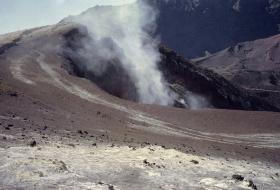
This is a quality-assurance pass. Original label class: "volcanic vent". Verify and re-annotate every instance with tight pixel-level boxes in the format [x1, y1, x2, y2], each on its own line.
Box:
[59, 3, 279, 111]
[61, 3, 175, 107]
[63, 27, 139, 102]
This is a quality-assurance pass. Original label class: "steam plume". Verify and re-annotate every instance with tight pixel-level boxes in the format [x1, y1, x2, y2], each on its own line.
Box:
[72, 1, 175, 105]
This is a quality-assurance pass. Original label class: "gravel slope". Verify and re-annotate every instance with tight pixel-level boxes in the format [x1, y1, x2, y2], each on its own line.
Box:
[0, 23, 280, 189]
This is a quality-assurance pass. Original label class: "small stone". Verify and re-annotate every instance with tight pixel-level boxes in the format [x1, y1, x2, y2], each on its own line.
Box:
[59, 161, 68, 171]
[248, 180, 257, 190]
[143, 159, 148, 165]
[190, 160, 199, 164]
[38, 171, 44, 177]
[8, 91, 18, 97]
[68, 144, 75, 147]
[30, 140, 37, 147]
[108, 185, 115, 190]
[232, 174, 244, 181]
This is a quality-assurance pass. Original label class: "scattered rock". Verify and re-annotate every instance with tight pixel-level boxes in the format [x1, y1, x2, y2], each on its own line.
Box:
[2, 136, 7, 140]
[190, 160, 199, 165]
[4, 127, 10, 130]
[8, 91, 18, 97]
[59, 161, 68, 172]
[34, 171, 44, 177]
[38, 171, 44, 177]
[29, 140, 37, 147]
[248, 180, 257, 190]
[68, 144, 75, 147]
[143, 159, 162, 168]
[108, 185, 115, 190]
[143, 159, 149, 165]
[77, 130, 83, 134]
[232, 174, 244, 181]
[52, 160, 68, 172]
[92, 143, 97, 146]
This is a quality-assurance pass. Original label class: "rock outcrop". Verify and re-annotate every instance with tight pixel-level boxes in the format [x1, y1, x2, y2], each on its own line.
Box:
[159, 46, 280, 111]
[61, 24, 279, 111]
[196, 34, 280, 110]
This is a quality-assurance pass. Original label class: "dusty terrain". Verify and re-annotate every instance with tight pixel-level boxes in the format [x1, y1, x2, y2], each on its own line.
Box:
[196, 34, 280, 109]
[0, 23, 280, 189]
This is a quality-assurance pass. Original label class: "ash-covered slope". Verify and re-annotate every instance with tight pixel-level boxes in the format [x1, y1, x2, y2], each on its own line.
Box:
[62, 24, 279, 112]
[150, 0, 280, 58]
[196, 34, 280, 110]
[0, 6, 280, 190]
[0, 3, 279, 113]
[59, 2, 280, 111]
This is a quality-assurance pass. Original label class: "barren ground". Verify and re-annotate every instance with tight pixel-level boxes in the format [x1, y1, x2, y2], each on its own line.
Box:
[0, 24, 280, 190]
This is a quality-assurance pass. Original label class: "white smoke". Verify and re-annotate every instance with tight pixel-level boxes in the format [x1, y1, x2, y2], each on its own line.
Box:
[73, 1, 175, 105]
[184, 92, 212, 110]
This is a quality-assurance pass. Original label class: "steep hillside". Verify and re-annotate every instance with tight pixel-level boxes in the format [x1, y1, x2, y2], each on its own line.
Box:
[0, 4, 280, 189]
[196, 34, 280, 110]
[0, 20, 279, 190]
[151, 0, 280, 58]
[61, 24, 279, 111]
